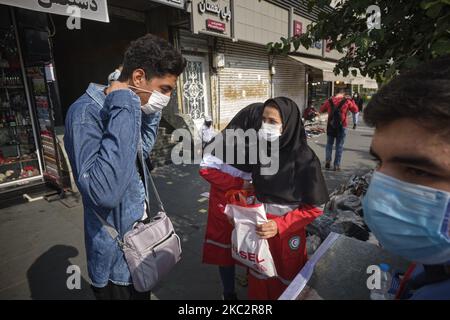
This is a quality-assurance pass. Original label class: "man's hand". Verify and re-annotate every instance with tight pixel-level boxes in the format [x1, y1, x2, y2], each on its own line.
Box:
[105, 81, 129, 95]
[256, 220, 278, 239]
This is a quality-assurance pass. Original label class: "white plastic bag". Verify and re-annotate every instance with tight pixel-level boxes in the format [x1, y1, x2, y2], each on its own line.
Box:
[224, 192, 277, 277]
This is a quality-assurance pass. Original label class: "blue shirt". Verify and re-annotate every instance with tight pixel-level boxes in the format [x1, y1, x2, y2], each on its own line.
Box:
[64, 83, 161, 287]
[399, 264, 450, 300]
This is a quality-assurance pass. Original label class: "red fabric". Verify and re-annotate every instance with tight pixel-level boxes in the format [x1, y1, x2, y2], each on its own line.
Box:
[395, 263, 417, 300]
[320, 96, 359, 128]
[248, 273, 287, 300]
[199, 168, 245, 266]
[248, 205, 323, 299]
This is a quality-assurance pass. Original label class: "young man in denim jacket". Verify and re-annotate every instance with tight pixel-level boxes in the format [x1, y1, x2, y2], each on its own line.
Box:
[64, 34, 186, 300]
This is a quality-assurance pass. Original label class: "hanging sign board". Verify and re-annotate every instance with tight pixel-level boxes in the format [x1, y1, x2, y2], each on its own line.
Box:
[0, 0, 110, 23]
[151, 0, 185, 9]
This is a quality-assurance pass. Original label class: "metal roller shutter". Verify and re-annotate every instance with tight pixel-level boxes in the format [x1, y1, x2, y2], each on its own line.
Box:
[178, 28, 209, 53]
[217, 40, 271, 127]
[273, 56, 306, 111]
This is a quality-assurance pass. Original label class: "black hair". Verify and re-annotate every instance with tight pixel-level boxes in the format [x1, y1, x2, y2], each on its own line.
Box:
[364, 55, 450, 134]
[118, 34, 186, 81]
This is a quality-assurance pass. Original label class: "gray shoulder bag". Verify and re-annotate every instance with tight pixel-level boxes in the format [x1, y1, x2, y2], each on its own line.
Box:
[94, 147, 182, 292]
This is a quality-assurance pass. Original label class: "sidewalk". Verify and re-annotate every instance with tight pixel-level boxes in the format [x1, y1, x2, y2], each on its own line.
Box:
[0, 119, 376, 300]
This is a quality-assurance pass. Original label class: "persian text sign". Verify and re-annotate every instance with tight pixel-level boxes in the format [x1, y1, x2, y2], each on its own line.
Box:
[192, 0, 232, 38]
[207, 19, 225, 32]
[0, 0, 109, 23]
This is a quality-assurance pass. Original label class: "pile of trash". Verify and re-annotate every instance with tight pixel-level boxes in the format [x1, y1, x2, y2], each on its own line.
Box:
[305, 126, 326, 139]
[306, 171, 376, 255]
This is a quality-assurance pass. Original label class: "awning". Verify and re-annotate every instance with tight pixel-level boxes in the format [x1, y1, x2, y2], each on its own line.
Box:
[347, 69, 379, 89]
[289, 55, 352, 82]
[289, 55, 341, 82]
[363, 78, 379, 89]
[289, 55, 378, 89]
[0, 0, 110, 23]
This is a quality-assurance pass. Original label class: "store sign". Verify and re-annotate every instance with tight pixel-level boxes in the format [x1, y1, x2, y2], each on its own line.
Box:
[151, 0, 185, 9]
[207, 19, 225, 32]
[293, 20, 303, 36]
[192, 0, 232, 38]
[0, 0, 110, 23]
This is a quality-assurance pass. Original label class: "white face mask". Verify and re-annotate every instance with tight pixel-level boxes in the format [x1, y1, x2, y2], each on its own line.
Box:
[129, 86, 171, 114]
[258, 122, 282, 142]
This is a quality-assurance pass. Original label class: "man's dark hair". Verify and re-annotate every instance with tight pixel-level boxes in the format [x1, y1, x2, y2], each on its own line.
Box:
[337, 89, 346, 95]
[119, 34, 186, 81]
[364, 55, 450, 134]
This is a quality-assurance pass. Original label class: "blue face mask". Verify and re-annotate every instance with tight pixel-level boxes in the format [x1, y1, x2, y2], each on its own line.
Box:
[363, 172, 450, 265]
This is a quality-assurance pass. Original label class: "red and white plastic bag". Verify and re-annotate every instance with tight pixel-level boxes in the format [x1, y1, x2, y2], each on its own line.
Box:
[224, 190, 277, 277]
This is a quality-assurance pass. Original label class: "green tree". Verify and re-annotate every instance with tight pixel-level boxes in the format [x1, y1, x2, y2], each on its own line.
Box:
[267, 0, 450, 82]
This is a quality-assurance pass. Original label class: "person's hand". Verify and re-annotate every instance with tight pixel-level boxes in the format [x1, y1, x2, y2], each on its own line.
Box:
[106, 81, 129, 95]
[227, 216, 235, 227]
[242, 180, 254, 191]
[256, 220, 278, 239]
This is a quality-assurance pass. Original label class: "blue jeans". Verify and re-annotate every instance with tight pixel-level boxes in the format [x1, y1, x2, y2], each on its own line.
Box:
[352, 112, 360, 126]
[326, 128, 347, 167]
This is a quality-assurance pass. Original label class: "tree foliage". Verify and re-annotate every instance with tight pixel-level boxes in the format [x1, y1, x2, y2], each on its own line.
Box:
[267, 0, 450, 82]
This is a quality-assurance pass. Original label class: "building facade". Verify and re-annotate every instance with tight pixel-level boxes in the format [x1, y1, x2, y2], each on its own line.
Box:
[0, 0, 377, 197]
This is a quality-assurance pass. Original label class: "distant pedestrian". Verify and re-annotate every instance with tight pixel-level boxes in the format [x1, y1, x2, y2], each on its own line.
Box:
[320, 89, 359, 171]
[352, 92, 364, 129]
[199, 116, 216, 150]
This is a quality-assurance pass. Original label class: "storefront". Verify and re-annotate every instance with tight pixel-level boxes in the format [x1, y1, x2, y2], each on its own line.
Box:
[0, 1, 110, 198]
[177, 28, 213, 132]
[216, 39, 271, 129]
[0, 5, 66, 194]
[308, 80, 332, 108]
[272, 56, 306, 111]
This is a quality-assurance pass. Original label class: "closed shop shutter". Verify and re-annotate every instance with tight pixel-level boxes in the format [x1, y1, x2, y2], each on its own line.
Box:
[179, 28, 209, 53]
[217, 40, 270, 127]
[273, 56, 306, 111]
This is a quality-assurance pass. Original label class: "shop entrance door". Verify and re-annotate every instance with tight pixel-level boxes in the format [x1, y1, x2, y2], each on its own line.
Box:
[182, 55, 210, 133]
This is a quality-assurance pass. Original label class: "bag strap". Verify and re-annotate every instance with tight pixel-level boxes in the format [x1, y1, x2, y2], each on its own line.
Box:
[93, 209, 121, 241]
[225, 189, 256, 206]
[137, 145, 166, 214]
[337, 98, 347, 109]
[137, 145, 151, 217]
[93, 142, 166, 243]
[328, 98, 335, 110]
[146, 166, 166, 213]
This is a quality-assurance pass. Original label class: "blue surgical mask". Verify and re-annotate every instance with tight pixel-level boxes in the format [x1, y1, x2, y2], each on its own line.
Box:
[363, 172, 450, 265]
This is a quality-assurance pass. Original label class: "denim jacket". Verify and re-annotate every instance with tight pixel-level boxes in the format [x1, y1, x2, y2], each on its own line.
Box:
[64, 83, 161, 287]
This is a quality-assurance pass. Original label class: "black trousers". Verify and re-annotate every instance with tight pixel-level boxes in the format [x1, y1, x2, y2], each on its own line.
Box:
[91, 281, 151, 300]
